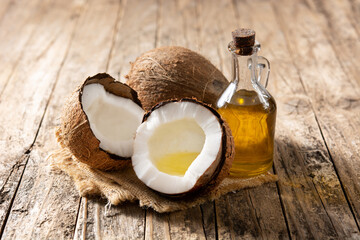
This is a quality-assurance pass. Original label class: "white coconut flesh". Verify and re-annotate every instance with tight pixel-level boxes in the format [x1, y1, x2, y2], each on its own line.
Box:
[81, 83, 144, 157]
[132, 101, 223, 195]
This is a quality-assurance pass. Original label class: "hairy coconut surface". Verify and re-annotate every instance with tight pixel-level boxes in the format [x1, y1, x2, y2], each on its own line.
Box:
[133, 98, 234, 196]
[56, 73, 142, 171]
[126, 46, 229, 111]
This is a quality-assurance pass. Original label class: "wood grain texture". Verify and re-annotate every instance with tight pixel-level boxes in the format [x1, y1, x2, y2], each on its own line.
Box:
[271, 0, 360, 236]
[0, 0, 359, 239]
[0, 0, 42, 94]
[0, 0, 85, 237]
[309, 0, 360, 89]
[74, 199, 145, 240]
[107, 0, 158, 81]
[1, 0, 122, 238]
[145, 208, 207, 240]
[306, 0, 360, 224]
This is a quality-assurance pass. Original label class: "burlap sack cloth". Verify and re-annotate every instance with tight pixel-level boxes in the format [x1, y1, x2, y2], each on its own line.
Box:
[50, 148, 277, 213]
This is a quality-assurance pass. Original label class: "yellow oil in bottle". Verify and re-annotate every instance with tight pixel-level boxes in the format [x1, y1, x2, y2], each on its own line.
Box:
[218, 90, 276, 178]
[154, 152, 200, 176]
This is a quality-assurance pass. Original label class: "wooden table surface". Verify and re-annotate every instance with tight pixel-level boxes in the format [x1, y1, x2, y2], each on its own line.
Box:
[0, 0, 359, 239]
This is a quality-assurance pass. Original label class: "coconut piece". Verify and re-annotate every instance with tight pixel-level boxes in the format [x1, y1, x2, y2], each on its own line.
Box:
[132, 99, 234, 195]
[56, 73, 144, 171]
[126, 46, 230, 111]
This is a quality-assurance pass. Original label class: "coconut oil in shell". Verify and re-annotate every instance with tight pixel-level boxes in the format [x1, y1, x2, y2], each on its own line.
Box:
[154, 152, 200, 176]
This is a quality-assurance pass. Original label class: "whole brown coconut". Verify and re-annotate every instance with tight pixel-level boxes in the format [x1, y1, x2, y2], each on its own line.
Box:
[126, 46, 229, 111]
[56, 73, 142, 171]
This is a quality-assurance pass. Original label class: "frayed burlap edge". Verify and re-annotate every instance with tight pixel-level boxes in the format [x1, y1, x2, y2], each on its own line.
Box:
[49, 148, 278, 213]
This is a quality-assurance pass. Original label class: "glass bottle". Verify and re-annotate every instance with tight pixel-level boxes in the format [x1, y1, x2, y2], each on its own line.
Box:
[217, 29, 276, 178]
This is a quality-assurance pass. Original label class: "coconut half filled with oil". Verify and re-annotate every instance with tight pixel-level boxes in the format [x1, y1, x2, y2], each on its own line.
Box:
[132, 99, 234, 195]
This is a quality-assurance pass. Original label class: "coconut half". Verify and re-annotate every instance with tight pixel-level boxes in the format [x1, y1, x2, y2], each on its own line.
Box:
[56, 73, 144, 171]
[132, 99, 234, 195]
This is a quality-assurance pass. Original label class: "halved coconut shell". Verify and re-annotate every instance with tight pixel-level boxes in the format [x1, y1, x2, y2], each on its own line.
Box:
[132, 98, 234, 196]
[56, 73, 143, 171]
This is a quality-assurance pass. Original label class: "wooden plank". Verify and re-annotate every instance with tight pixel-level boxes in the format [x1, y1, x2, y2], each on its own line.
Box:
[196, 0, 235, 80]
[195, 0, 223, 75]
[323, 0, 360, 39]
[0, 0, 85, 237]
[216, 181, 289, 239]
[216, 191, 262, 239]
[106, 0, 158, 82]
[307, 0, 360, 88]
[196, 0, 290, 238]
[0, 0, 43, 94]
[168, 208, 206, 240]
[0, 99, 82, 239]
[272, 0, 360, 233]
[156, 0, 187, 47]
[0, 0, 124, 238]
[145, 210, 171, 239]
[199, 202, 217, 240]
[304, 0, 360, 226]
[146, 208, 207, 240]
[215, 177, 288, 239]
[236, 0, 360, 238]
[74, 199, 145, 240]
[176, 0, 200, 51]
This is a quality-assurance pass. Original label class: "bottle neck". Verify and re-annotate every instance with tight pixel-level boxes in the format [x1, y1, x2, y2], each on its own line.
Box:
[216, 40, 272, 109]
[228, 41, 273, 109]
[231, 52, 258, 91]
[215, 41, 264, 109]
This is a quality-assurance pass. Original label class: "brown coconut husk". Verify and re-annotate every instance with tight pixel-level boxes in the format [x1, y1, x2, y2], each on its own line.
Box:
[126, 46, 230, 111]
[141, 98, 234, 197]
[56, 73, 142, 171]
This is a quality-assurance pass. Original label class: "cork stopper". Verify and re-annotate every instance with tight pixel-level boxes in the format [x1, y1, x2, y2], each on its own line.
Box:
[232, 28, 255, 48]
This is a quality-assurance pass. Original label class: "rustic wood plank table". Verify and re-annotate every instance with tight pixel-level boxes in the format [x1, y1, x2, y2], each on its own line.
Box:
[0, 0, 359, 239]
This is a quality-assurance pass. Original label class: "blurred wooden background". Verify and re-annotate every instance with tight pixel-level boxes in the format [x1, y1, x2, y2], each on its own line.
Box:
[0, 0, 359, 239]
